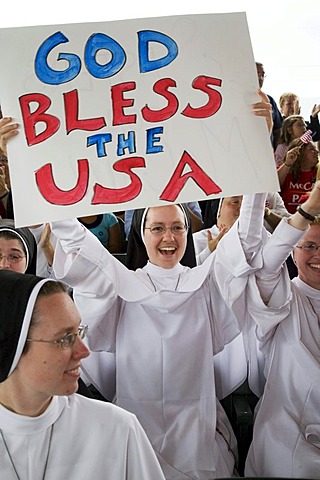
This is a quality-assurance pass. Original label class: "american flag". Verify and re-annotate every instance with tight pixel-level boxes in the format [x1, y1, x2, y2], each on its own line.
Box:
[300, 129, 313, 144]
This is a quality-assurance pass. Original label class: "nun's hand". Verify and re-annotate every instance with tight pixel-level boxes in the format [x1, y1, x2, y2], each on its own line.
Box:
[207, 225, 229, 253]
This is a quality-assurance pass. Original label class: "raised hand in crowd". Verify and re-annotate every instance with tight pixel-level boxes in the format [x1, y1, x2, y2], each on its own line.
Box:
[0, 117, 18, 157]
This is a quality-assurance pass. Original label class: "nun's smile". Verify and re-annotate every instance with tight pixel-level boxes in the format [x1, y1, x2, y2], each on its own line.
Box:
[158, 245, 177, 255]
[144, 205, 187, 269]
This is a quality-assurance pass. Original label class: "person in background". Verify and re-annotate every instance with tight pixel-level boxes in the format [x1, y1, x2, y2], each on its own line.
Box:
[78, 213, 122, 253]
[278, 139, 319, 213]
[0, 270, 166, 480]
[279, 91, 320, 141]
[193, 196, 242, 264]
[274, 114, 311, 166]
[194, 193, 289, 265]
[279, 91, 300, 118]
[256, 62, 283, 149]
[263, 191, 290, 233]
[0, 222, 37, 274]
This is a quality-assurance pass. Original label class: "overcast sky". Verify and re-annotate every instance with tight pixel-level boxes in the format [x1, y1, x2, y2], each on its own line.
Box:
[1, 0, 319, 117]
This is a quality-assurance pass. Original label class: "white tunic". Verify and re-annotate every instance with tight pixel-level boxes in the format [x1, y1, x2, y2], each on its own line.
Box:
[193, 225, 248, 400]
[241, 218, 320, 478]
[226, 193, 320, 477]
[0, 394, 166, 480]
[51, 219, 250, 479]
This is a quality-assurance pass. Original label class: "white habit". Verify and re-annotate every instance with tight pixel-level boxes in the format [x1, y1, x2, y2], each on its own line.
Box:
[0, 393, 166, 479]
[51, 218, 252, 479]
[224, 193, 320, 478]
[243, 217, 320, 478]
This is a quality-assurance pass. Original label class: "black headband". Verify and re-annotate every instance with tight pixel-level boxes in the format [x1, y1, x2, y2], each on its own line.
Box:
[0, 270, 49, 382]
[0, 225, 37, 274]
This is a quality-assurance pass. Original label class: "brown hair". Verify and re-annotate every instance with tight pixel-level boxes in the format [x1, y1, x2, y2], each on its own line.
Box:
[277, 115, 305, 146]
[286, 139, 317, 182]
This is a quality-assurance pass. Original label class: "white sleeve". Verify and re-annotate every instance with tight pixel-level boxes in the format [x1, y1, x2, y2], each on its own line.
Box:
[260, 218, 305, 277]
[237, 192, 268, 262]
[267, 191, 290, 217]
[51, 219, 120, 352]
[51, 218, 87, 253]
[213, 193, 268, 302]
[256, 218, 307, 303]
[196, 246, 211, 265]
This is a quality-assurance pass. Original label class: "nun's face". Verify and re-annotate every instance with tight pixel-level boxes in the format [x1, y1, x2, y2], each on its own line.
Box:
[143, 205, 187, 269]
[14, 292, 90, 412]
[217, 196, 242, 228]
[293, 224, 320, 290]
[0, 238, 27, 273]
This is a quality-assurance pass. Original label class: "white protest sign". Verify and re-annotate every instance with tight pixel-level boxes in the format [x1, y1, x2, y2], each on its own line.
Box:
[0, 13, 279, 227]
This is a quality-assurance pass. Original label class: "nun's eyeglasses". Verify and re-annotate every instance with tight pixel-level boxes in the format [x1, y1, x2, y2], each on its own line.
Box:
[145, 224, 188, 235]
[0, 252, 26, 263]
[296, 242, 320, 252]
[26, 324, 88, 349]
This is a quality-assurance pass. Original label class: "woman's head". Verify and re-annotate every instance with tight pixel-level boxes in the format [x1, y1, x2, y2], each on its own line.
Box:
[293, 223, 320, 290]
[279, 92, 300, 117]
[143, 205, 188, 269]
[0, 271, 90, 412]
[287, 139, 319, 181]
[0, 226, 37, 274]
[126, 204, 196, 270]
[278, 115, 307, 145]
[217, 196, 242, 228]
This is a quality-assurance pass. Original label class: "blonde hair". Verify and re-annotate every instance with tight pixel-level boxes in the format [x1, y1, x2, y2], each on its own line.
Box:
[279, 92, 299, 109]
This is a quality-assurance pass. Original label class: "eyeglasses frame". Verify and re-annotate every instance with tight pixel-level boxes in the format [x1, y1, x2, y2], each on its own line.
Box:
[296, 242, 320, 252]
[144, 224, 188, 235]
[26, 324, 89, 349]
[0, 252, 26, 264]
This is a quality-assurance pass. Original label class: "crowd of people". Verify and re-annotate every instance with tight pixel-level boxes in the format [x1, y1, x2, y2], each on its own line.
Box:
[0, 66, 320, 480]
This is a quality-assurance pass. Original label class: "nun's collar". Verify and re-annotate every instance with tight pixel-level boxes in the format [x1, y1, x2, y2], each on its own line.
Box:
[144, 261, 186, 277]
[292, 276, 320, 300]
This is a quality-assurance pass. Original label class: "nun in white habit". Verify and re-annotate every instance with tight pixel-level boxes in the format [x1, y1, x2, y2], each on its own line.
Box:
[217, 180, 320, 478]
[0, 270, 166, 480]
[51, 198, 260, 480]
